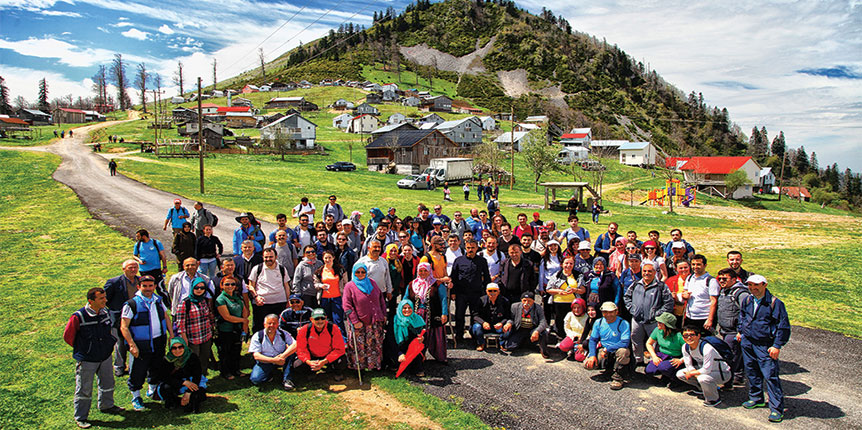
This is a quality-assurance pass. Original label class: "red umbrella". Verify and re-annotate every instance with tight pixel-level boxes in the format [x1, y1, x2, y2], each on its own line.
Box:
[396, 329, 427, 378]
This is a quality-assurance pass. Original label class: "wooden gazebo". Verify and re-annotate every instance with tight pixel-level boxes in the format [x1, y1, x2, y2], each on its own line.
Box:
[539, 182, 601, 211]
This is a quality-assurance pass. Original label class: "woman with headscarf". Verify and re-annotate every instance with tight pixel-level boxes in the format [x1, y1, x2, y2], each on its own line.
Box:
[151, 337, 207, 413]
[394, 299, 427, 376]
[406, 262, 448, 363]
[343, 262, 387, 371]
[580, 257, 621, 307]
[557, 298, 589, 360]
[575, 302, 601, 362]
[214, 276, 248, 380]
[349, 211, 365, 241]
[608, 236, 628, 276]
[367, 207, 385, 237]
[314, 250, 346, 335]
[175, 277, 215, 376]
[385, 244, 404, 319]
[171, 222, 197, 271]
[546, 256, 586, 339]
[641, 240, 668, 281]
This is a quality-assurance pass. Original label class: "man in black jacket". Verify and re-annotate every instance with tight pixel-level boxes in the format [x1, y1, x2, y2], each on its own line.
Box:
[450, 239, 491, 345]
[471, 283, 512, 351]
[499, 244, 536, 305]
[501, 292, 549, 358]
[103, 260, 140, 376]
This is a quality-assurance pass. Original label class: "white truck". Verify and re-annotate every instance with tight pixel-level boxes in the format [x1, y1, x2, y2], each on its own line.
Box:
[421, 158, 474, 184]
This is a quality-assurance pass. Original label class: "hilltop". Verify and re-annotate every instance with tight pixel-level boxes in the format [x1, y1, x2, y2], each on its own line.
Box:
[216, 0, 747, 158]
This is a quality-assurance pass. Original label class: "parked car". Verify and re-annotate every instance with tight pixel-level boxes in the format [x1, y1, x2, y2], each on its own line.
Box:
[326, 161, 356, 171]
[580, 159, 606, 171]
[397, 175, 432, 190]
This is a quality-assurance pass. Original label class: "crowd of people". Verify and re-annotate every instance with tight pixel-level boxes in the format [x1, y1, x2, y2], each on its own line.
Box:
[65, 195, 792, 427]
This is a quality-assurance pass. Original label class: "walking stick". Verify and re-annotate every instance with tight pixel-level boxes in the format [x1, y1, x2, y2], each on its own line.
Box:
[344, 309, 363, 386]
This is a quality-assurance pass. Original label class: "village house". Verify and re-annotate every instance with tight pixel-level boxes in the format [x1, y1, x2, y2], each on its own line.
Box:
[178, 122, 230, 149]
[618, 141, 659, 167]
[365, 128, 457, 173]
[387, 112, 407, 125]
[170, 96, 186, 104]
[263, 96, 317, 111]
[417, 113, 445, 127]
[382, 83, 399, 92]
[492, 112, 513, 121]
[421, 95, 452, 112]
[217, 106, 252, 115]
[435, 116, 483, 148]
[241, 84, 260, 94]
[260, 112, 318, 148]
[231, 97, 254, 108]
[353, 102, 380, 116]
[0, 116, 31, 134]
[524, 115, 549, 125]
[331, 99, 355, 110]
[478, 116, 497, 131]
[589, 140, 628, 156]
[259, 85, 272, 92]
[298, 80, 313, 89]
[223, 112, 258, 128]
[332, 113, 352, 129]
[371, 122, 416, 139]
[382, 89, 398, 102]
[758, 167, 776, 191]
[211, 90, 225, 98]
[17, 109, 51, 125]
[347, 114, 381, 134]
[777, 186, 811, 201]
[364, 83, 383, 92]
[560, 128, 591, 147]
[81, 110, 106, 122]
[53, 107, 87, 124]
[494, 130, 533, 151]
[365, 93, 384, 104]
[402, 96, 422, 107]
[679, 156, 761, 199]
[200, 103, 221, 115]
[514, 123, 540, 133]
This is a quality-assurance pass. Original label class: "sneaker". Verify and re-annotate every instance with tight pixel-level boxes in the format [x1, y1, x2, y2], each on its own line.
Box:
[114, 368, 125, 377]
[100, 405, 125, 414]
[76, 420, 92, 429]
[283, 380, 295, 391]
[476, 345, 484, 351]
[743, 400, 766, 409]
[131, 397, 145, 411]
[768, 411, 784, 423]
[703, 399, 722, 407]
[688, 389, 703, 396]
[146, 385, 156, 397]
[609, 380, 624, 390]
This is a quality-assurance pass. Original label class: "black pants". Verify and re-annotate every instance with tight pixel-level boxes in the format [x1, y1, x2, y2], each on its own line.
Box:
[501, 328, 549, 355]
[292, 355, 347, 381]
[301, 294, 318, 309]
[454, 294, 482, 343]
[252, 302, 287, 334]
[127, 335, 166, 392]
[154, 381, 206, 413]
[553, 302, 572, 338]
[217, 330, 243, 376]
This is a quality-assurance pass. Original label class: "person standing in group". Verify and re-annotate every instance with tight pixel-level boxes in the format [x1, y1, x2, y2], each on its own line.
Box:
[174, 277, 215, 376]
[323, 195, 345, 223]
[343, 263, 387, 371]
[272, 230, 298, 280]
[356, 240, 394, 308]
[738, 275, 791, 423]
[292, 197, 316, 224]
[315, 250, 347, 335]
[64, 287, 124, 428]
[450, 239, 491, 346]
[163, 199, 190, 237]
[189, 202, 215, 238]
[463, 183, 470, 200]
[103, 260, 139, 377]
[407, 262, 448, 362]
[293, 245, 324, 308]
[133, 229, 167, 287]
[214, 276, 248, 380]
[624, 263, 674, 365]
[171, 222, 196, 272]
[120, 275, 173, 411]
[682, 254, 719, 332]
[195, 225, 223, 280]
[715, 268, 750, 387]
[166, 258, 214, 316]
[249, 248, 291, 333]
[233, 213, 265, 256]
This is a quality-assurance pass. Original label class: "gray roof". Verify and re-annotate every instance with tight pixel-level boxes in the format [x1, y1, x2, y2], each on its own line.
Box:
[436, 116, 479, 131]
[366, 129, 441, 149]
[372, 122, 416, 135]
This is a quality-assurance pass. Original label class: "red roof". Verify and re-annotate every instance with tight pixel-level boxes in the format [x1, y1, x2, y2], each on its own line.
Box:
[781, 186, 811, 199]
[59, 107, 86, 114]
[679, 157, 754, 174]
[0, 117, 29, 125]
[561, 133, 589, 139]
[216, 106, 250, 113]
[665, 157, 690, 169]
[200, 103, 221, 109]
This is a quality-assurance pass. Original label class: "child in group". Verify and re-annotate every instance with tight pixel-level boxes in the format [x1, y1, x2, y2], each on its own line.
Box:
[573, 302, 601, 362]
[443, 183, 452, 201]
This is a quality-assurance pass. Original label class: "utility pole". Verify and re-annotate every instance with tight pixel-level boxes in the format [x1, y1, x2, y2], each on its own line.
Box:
[197, 77, 205, 194]
[509, 105, 515, 190]
[152, 89, 159, 144]
[777, 150, 786, 201]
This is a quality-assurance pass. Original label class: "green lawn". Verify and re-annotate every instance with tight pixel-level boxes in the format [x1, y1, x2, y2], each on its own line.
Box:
[0, 149, 487, 429]
[361, 64, 459, 98]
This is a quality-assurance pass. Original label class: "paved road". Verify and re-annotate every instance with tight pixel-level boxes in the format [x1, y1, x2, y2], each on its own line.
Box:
[9, 121, 861, 429]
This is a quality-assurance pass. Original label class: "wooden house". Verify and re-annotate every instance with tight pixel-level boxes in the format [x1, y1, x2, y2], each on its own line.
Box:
[263, 97, 317, 111]
[387, 112, 407, 125]
[354, 103, 380, 116]
[332, 113, 352, 129]
[418, 113, 444, 127]
[17, 109, 51, 125]
[223, 112, 258, 128]
[365, 129, 457, 173]
[402, 96, 421, 107]
[366, 93, 383, 104]
[679, 156, 761, 199]
[53, 107, 86, 124]
[478, 116, 496, 131]
[435, 116, 483, 148]
[421, 95, 452, 112]
[260, 113, 318, 148]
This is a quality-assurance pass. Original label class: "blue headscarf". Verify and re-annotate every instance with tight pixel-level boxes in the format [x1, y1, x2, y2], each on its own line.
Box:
[369, 207, 385, 232]
[352, 262, 374, 295]
[393, 299, 425, 344]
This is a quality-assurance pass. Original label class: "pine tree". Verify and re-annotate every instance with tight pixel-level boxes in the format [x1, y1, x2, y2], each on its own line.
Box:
[0, 76, 11, 115]
[748, 126, 767, 162]
[794, 146, 809, 174]
[809, 152, 819, 172]
[38, 78, 49, 111]
[770, 131, 785, 159]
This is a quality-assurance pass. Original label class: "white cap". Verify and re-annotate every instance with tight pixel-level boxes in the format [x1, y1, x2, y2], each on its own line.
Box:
[546, 239, 560, 247]
[578, 241, 592, 250]
[341, 219, 352, 225]
[486, 283, 500, 291]
[671, 241, 686, 249]
[746, 274, 767, 285]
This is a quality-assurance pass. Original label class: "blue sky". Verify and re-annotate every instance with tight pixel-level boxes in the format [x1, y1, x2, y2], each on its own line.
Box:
[1, 0, 860, 171]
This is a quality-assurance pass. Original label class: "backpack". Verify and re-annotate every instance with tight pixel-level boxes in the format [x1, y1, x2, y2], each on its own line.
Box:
[686, 335, 735, 379]
[246, 212, 265, 249]
[207, 209, 219, 227]
[257, 329, 287, 345]
[251, 263, 287, 286]
[134, 238, 162, 257]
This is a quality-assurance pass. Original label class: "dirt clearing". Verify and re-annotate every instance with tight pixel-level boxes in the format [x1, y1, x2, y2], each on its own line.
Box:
[336, 384, 442, 430]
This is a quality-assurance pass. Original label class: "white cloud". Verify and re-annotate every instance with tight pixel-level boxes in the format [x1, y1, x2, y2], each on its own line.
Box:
[1, 65, 96, 102]
[39, 9, 81, 17]
[0, 36, 153, 67]
[158, 24, 174, 34]
[121, 28, 149, 41]
[117, 16, 128, 20]
[113, 21, 134, 27]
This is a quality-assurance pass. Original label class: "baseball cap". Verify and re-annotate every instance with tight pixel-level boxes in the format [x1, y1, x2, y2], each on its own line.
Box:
[520, 291, 534, 300]
[672, 241, 686, 249]
[140, 275, 156, 283]
[289, 294, 302, 301]
[578, 241, 592, 251]
[627, 253, 642, 261]
[746, 274, 767, 285]
[546, 239, 560, 247]
[486, 283, 500, 291]
[173, 198, 181, 204]
[311, 308, 326, 319]
[432, 218, 442, 225]
[341, 219, 352, 225]
[600, 301, 618, 311]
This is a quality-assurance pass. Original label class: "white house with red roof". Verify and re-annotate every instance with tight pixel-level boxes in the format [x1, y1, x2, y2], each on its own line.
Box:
[560, 128, 591, 147]
[347, 114, 381, 134]
[679, 156, 761, 199]
[216, 106, 251, 114]
[200, 103, 221, 115]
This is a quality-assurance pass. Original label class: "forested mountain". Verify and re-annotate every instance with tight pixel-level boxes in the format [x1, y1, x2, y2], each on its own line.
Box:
[231, 0, 751, 156]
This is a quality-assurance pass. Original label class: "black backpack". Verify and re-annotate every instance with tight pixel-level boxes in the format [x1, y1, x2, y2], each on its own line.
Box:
[686, 336, 735, 379]
[207, 209, 219, 227]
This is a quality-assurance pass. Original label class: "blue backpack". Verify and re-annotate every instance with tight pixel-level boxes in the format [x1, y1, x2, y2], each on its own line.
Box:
[686, 335, 735, 378]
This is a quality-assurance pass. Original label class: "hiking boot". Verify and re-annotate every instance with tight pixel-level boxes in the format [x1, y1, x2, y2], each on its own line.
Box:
[703, 399, 722, 407]
[768, 411, 784, 423]
[743, 400, 766, 409]
[131, 397, 145, 411]
[76, 420, 92, 429]
[100, 405, 125, 414]
[609, 379, 624, 390]
[114, 368, 126, 377]
[283, 380, 295, 391]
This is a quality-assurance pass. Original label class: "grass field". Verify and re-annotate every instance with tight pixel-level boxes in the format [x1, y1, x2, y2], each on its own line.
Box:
[0, 149, 488, 430]
[0, 111, 129, 148]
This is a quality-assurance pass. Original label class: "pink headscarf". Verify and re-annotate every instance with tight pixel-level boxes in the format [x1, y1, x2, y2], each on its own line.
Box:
[411, 262, 436, 299]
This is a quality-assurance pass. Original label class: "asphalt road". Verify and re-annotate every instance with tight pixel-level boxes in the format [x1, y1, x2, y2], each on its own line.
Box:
[12, 121, 861, 429]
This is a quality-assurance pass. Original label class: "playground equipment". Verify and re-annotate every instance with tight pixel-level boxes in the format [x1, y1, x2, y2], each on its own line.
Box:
[642, 179, 697, 207]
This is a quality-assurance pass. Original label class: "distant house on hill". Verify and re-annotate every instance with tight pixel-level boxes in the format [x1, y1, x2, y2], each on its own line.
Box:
[524, 115, 549, 125]
[366, 93, 383, 104]
[332, 99, 355, 110]
[231, 97, 254, 107]
[53, 107, 86, 124]
[478, 116, 496, 131]
[242, 84, 260, 94]
[382, 83, 399, 92]
[260, 113, 318, 148]
[561, 128, 591, 147]
[418, 113, 445, 127]
[371, 122, 416, 139]
[422, 95, 452, 112]
[217, 106, 251, 115]
[435, 116, 483, 148]
[347, 114, 381, 134]
[387, 112, 407, 125]
[264, 97, 318, 111]
[365, 128, 456, 173]
[492, 112, 513, 121]
[590, 140, 627, 156]
[494, 130, 532, 152]
[223, 111, 258, 128]
[679, 156, 761, 199]
[618, 141, 658, 166]
[403, 96, 421, 108]
[178, 122, 229, 149]
[170, 96, 185, 104]
[354, 103, 380, 116]
[778, 186, 811, 201]
[200, 103, 221, 115]
[332, 113, 352, 129]
[382, 90, 398, 102]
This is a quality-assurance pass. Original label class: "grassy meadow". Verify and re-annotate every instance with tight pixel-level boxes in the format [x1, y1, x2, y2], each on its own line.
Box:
[0, 150, 487, 430]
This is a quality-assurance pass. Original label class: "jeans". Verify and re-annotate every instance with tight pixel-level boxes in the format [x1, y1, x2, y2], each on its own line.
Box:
[198, 259, 219, 280]
[470, 323, 504, 346]
[250, 356, 295, 384]
[630, 320, 657, 363]
[74, 357, 115, 421]
[320, 297, 345, 339]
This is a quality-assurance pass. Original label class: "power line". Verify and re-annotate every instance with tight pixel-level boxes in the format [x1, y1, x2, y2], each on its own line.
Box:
[223, 6, 307, 75]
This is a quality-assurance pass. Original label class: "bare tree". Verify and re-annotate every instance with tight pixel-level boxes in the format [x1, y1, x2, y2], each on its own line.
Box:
[173, 61, 184, 96]
[14, 95, 27, 110]
[109, 54, 130, 110]
[472, 139, 505, 178]
[92, 65, 108, 112]
[212, 58, 218, 91]
[521, 129, 557, 191]
[134, 63, 148, 113]
[258, 48, 266, 79]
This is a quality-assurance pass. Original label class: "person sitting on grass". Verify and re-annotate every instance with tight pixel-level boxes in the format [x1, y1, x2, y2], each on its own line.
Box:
[395, 299, 427, 377]
[501, 292, 549, 359]
[644, 312, 685, 386]
[294, 309, 347, 384]
[150, 337, 207, 414]
[249, 314, 297, 391]
[584, 301, 631, 390]
[676, 325, 730, 407]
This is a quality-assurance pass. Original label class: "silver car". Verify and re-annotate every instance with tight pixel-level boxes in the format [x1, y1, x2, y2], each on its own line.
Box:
[396, 175, 432, 190]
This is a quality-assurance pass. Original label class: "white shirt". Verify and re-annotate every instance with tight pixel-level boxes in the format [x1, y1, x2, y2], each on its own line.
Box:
[356, 255, 393, 294]
[483, 249, 505, 279]
[685, 272, 720, 319]
[293, 203, 316, 223]
[250, 263, 289, 303]
[445, 247, 463, 276]
[297, 227, 312, 248]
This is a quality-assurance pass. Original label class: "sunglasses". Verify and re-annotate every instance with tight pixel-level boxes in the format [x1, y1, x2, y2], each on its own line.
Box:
[682, 333, 698, 339]
[399, 235, 408, 238]
[223, 282, 237, 286]
[644, 247, 655, 250]
[171, 345, 185, 350]
[193, 286, 207, 290]
[355, 270, 367, 274]
[289, 300, 301, 304]
[626, 247, 637, 250]
[305, 250, 315, 254]
[312, 317, 326, 321]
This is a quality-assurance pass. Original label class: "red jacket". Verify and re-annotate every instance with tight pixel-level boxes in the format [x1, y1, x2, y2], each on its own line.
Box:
[296, 323, 345, 364]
